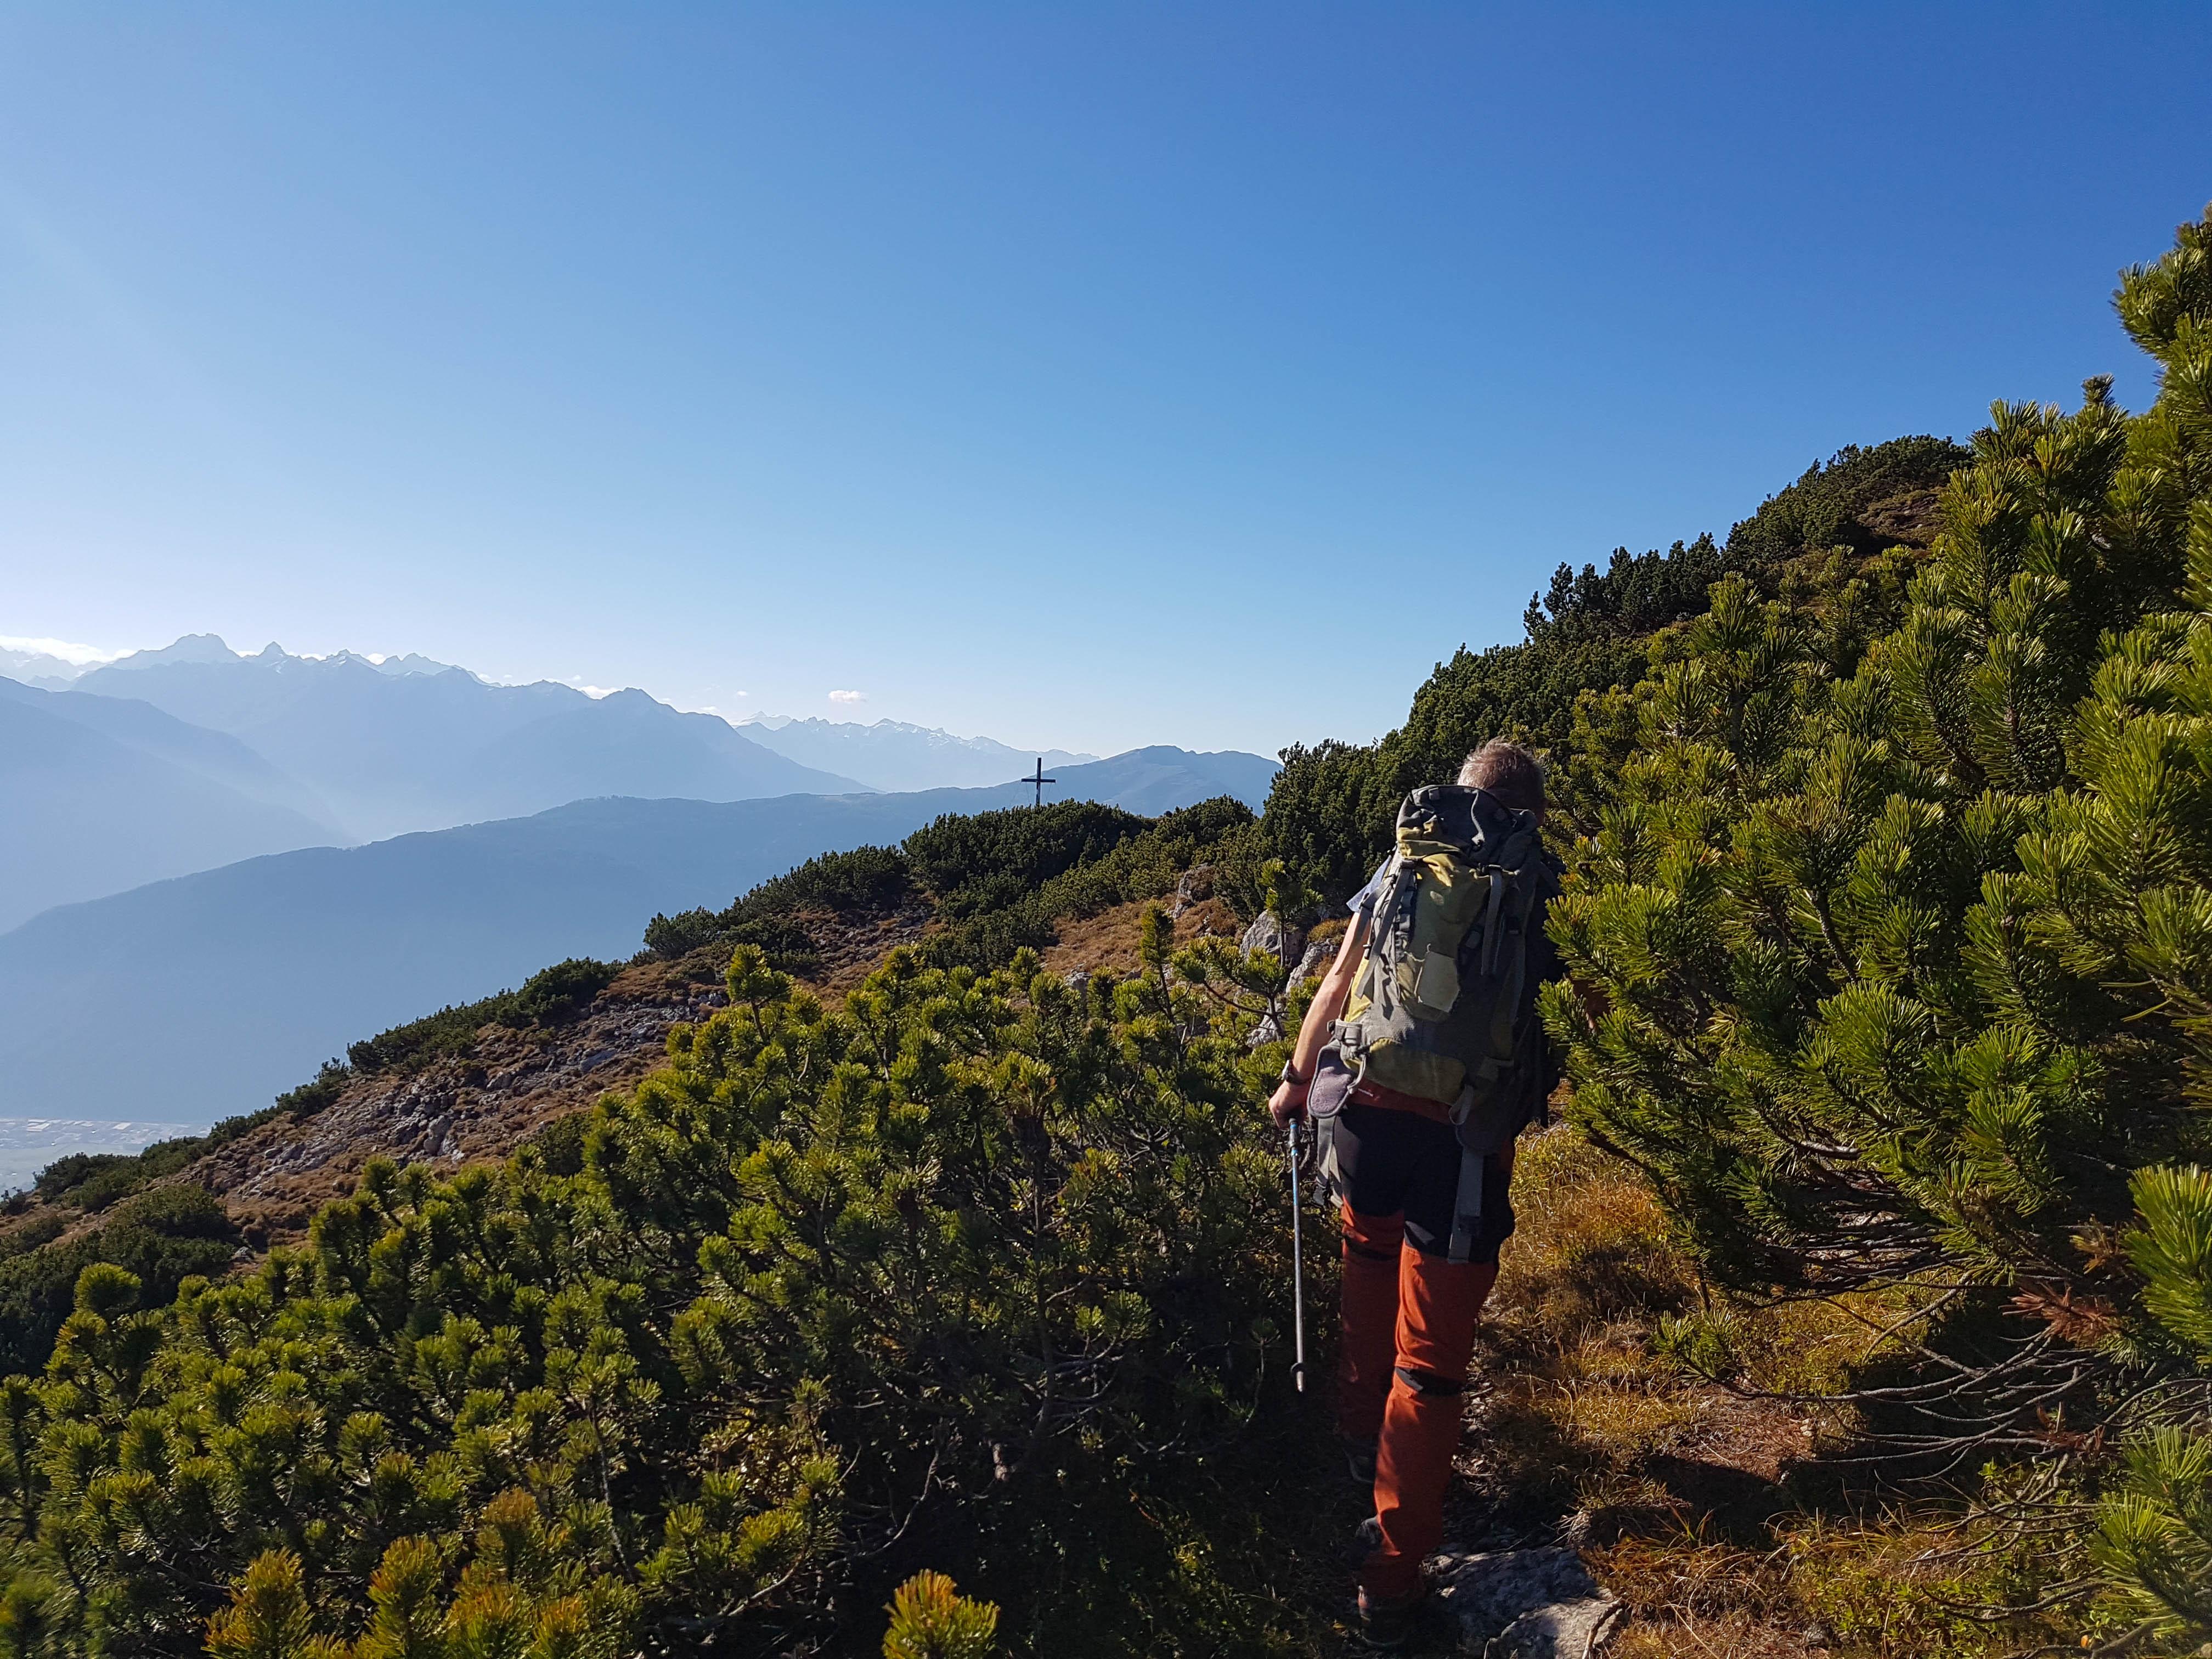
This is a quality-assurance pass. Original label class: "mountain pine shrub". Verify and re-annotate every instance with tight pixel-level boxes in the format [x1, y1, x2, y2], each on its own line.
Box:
[0, 936, 1312, 1656]
[641, 800, 1258, 977]
[882, 1571, 999, 1659]
[1258, 437, 1968, 907]
[1539, 205, 2212, 1633]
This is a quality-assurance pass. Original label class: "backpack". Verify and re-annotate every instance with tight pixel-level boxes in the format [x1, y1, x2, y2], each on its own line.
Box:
[1312, 783, 1556, 1262]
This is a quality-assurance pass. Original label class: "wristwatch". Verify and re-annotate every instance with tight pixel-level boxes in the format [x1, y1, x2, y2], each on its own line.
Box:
[1278, 1060, 1310, 1088]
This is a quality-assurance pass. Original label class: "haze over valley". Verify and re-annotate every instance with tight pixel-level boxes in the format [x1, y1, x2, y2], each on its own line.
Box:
[0, 631, 1276, 1124]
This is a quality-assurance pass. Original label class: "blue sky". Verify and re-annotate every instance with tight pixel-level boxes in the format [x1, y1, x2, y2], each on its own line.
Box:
[2, 4, 2208, 758]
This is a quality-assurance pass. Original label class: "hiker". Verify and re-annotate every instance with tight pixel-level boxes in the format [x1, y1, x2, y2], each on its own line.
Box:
[1269, 739, 1563, 1648]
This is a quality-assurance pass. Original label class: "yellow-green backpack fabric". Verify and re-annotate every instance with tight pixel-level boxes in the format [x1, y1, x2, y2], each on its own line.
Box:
[1323, 784, 1558, 1256]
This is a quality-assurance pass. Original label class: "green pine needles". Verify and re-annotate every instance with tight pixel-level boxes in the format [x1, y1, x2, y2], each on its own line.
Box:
[1542, 204, 2212, 1641]
[882, 1571, 1000, 1659]
[0, 938, 1312, 1655]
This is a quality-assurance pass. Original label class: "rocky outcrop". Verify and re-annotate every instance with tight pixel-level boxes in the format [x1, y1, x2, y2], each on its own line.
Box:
[1289, 936, 1335, 986]
[166, 901, 936, 1248]
[1235, 910, 1339, 991]
[1855, 486, 1944, 550]
[1238, 908, 1305, 971]
[1171, 864, 1216, 917]
[1243, 1011, 1284, 1049]
[1431, 1548, 1622, 1656]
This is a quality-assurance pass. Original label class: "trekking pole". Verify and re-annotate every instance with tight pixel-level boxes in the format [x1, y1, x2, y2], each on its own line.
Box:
[1287, 1118, 1307, 1393]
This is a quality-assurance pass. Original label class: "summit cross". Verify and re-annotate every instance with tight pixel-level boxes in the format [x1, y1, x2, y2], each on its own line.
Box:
[1023, 757, 1055, 808]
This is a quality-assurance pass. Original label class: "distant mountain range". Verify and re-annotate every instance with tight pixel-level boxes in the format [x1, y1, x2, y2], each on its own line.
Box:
[44, 633, 1187, 816]
[0, 678, 347, 931]
[3, 634, 1275, 926]
[0, 629, 1279, 1125]
[737, 715, 1095, 792]
[70, 637, 866, 842]
[0, 746, 1278, 1121]
[0, 641, 104, 691]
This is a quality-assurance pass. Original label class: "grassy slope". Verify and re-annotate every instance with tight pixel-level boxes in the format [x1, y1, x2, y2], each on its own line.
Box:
[1482, 1129, 2092, 1656]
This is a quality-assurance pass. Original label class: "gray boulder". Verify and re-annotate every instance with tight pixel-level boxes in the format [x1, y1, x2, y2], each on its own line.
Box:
[1239, 909, 1306, 972]
[1172, 864, 1216, 917]
[1289, 936, 1335, 986]
[1430, 1548, 1623, 1656]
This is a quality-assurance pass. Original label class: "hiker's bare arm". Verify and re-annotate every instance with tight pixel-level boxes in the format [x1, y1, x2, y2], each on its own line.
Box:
[1294, 914, 1368, 1074]
[1268, 907, 1370, 1127]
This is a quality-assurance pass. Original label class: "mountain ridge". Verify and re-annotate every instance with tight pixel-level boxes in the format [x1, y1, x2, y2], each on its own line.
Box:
[71, 642, 868, 839]
[0, 744, 1278, 1120]
[736, 713, 1096, 791]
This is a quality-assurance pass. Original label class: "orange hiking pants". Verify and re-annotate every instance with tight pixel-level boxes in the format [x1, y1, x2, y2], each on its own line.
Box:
[1338, 1203, 1499, 1599]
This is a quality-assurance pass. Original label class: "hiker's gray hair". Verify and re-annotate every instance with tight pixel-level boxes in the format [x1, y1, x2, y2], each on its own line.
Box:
[1457, 740, 1545, 814]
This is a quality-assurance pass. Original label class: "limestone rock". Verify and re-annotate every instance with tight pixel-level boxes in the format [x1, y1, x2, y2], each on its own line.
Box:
[1289, 937, 1334, 986]
[1429, 1548, 1623, 1656]
[1172, 864, 1216, 917]
[1239, 909, 1306, 972]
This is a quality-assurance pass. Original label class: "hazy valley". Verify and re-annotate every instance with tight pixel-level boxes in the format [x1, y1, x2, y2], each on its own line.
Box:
[0, 630, 1278, 1131]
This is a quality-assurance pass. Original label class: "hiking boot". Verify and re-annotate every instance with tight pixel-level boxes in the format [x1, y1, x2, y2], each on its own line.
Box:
[1341, 1434, 1379, 1488]
[1354, 1582, 1426, 1651]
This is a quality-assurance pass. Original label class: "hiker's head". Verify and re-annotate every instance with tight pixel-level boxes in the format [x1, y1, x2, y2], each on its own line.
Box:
[1457, 740, 1544, 819]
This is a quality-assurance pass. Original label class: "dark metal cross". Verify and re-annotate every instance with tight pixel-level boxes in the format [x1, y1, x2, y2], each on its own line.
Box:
[1023, 757, 1055, 808]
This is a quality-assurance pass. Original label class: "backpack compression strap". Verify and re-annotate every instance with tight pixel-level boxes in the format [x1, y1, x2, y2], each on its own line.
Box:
[1352, 853, 1412, 1023]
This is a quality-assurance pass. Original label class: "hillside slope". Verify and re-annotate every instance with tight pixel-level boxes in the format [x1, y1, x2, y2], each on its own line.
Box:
[0, 793, 947, 1122]
[114, 881, 1254, 1252]
[446, 688, 871, 822]
[0, 676, 338, 822]
[1055, 743, 1277, 812]
[0, 746, 1274, 1121]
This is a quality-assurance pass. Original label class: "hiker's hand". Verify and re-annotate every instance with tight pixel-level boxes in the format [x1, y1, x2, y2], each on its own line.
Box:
[1268, 1080, 1307, 1127]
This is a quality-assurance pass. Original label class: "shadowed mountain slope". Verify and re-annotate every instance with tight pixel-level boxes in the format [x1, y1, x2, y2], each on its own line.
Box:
[0, 744, 1276, 1121]
[0, 676, 337, 823]
[0, 682, 345, 931]
[1052, 743, 1276, 814]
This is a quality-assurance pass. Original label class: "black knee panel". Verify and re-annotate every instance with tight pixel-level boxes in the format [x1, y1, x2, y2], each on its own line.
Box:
[1393, 1364, 1464, 1397]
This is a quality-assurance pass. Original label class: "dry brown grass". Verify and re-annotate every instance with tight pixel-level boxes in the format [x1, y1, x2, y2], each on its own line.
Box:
[1587, 1525, 2000, 1657]
[1041, 896, 1243, 978]
[1463, 1124, 2096, 1658]
[1492, 1122, 1699, 1345]
[1610, 1612, 1819, 1658]
[1470, 1125, 1787, 1540]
